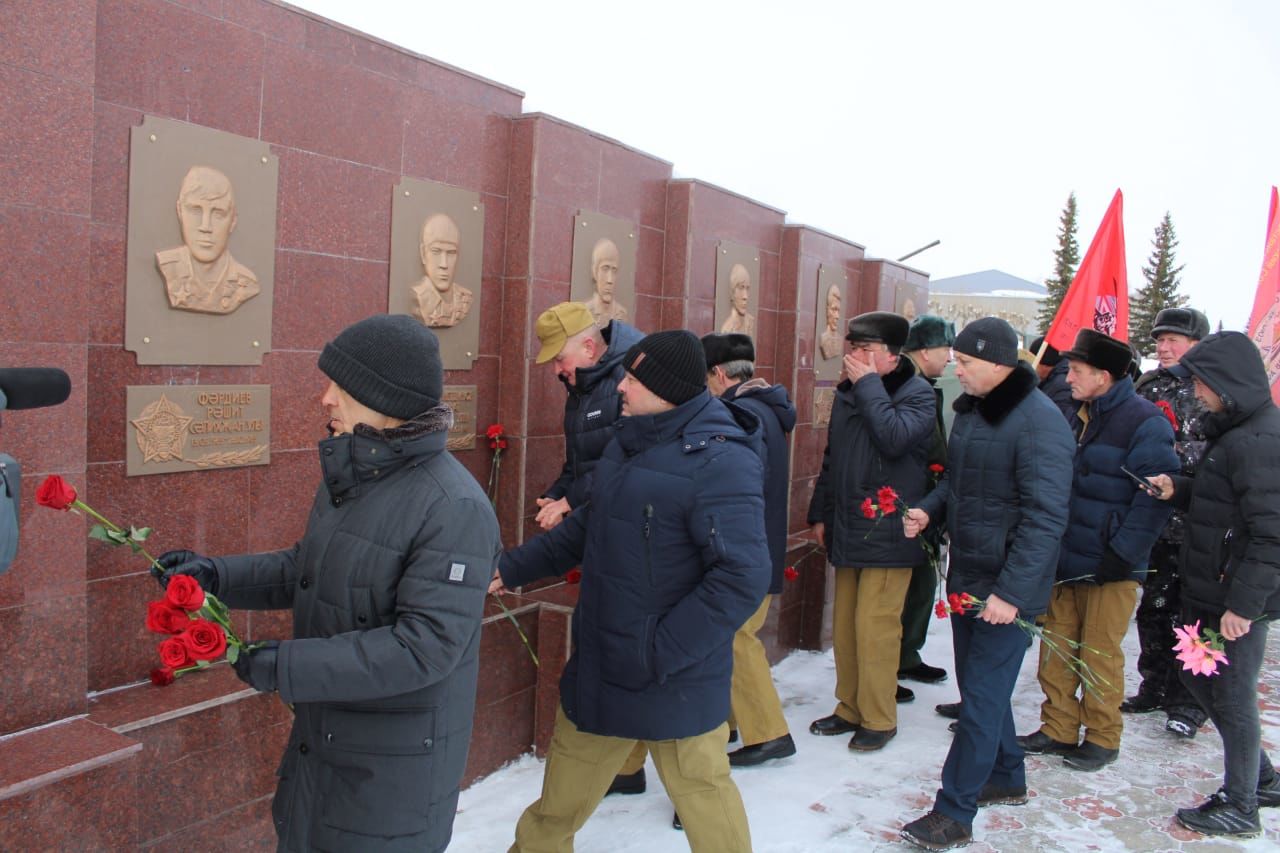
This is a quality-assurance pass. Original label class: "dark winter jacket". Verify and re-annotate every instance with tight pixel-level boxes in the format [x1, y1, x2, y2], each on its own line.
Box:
[1040, 360, 1079, 425]
[543, 320, 646, 509]
[806, 356, 936, 568]
[723, 378, 796, 594]
[1058, 376, 1178, 585]
[214, 415, 502, 853]
[1134, 365, 1209, 544]
[1170, 332, 1280, 620]
[918, 364, 1074, 618]
[500, 392, 771, 740]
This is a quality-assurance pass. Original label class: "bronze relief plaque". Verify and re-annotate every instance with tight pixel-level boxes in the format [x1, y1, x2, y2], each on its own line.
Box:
[570, 211, 637, 328]
[126, 385, 271, 476]
[714, 242, 760, 338]
[814, 387, 836, 428]
[815, 264, 848, 381]
[442, 385, 477, 452]
[390, 178, 484, 371]
[125, 116, 277, 365]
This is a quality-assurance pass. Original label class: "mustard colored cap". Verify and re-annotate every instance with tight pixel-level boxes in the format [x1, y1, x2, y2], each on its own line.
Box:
[535, 302, 596, 364]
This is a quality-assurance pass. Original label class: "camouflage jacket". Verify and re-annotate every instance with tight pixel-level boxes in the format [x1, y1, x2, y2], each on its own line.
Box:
[1134, 366, 1208, 543]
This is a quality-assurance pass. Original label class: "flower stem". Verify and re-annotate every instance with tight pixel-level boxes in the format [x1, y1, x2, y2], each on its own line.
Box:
[490, 591, 538, 667]
[74, 498, 164, 574]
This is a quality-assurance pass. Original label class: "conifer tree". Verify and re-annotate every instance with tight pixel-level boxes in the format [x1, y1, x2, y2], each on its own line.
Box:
[1129, 212, 1186, 351]
[1037, 192, 1080, 333]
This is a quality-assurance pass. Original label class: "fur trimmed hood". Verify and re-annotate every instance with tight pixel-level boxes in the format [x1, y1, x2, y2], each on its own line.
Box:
[953, 362, 1039, 425]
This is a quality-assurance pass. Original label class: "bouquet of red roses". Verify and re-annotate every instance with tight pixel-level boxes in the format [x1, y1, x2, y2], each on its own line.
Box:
[145, 573, 257, 685]
[35, 474, 255, 686]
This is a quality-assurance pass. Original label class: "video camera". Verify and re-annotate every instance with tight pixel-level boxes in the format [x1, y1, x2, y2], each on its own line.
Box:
[1, 368, 73, 574]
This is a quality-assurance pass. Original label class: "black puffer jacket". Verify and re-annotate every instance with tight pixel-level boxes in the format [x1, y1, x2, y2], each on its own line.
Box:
[918, 364, 1075, 618]
[724, 378, 796, 593]
[1134, 365, 1209, 544]
[807, 356, 936, 568]
[1040, 360, 1079, 425]
[500, 392, 770, 740]
[1170, 332, 1280, 620]
[214, 415, 502, 853]
[542, 320, 645, 509]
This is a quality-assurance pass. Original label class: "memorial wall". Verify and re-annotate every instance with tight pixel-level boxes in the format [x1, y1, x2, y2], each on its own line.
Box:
[0, 1, 926, 846]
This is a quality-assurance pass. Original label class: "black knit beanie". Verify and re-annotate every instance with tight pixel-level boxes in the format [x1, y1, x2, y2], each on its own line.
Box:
[953, 317, 1019, 367]
[318, 315, 443, 419]
[624, 330, 707, 405]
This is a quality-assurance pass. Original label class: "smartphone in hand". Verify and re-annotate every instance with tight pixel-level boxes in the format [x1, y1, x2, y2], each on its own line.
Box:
[1120, 466, 1161, 498]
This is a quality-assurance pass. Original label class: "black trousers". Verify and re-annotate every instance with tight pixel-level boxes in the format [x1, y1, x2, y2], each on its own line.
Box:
[1134, 540, 1206, 725]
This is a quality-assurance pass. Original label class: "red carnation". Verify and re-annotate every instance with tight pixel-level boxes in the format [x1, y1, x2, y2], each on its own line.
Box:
[1155, 400, 1179, 431]
[179, 619, 228, 661]
[860, 497, 877, 519]
[947, 593, 968, 614]
[149, 667, 175, 687]
[164, 574, 206, 611]
[934, 601, 949, 619]
[35, 475, 78, 511]
[928, 463, 945, 474]
[145, 600, 190, 635]
[564, 568, 582, 584]
[485, 423, 505, 440]
[158, 636, 194, 670]
[876, 486, 900, 513]
[784, 566, 799, 582]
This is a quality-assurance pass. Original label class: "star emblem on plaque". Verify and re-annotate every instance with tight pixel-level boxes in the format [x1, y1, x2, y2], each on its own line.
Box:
[130, 394, 195, 463]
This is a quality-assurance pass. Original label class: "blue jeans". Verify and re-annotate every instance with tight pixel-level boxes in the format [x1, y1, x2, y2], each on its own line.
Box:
[1179, 605, 1275, 811]
[935, 613, 1029, 826]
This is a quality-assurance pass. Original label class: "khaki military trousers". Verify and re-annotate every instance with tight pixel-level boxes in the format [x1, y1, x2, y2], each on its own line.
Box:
[1037, 581, 1139, 750]
[509, 705, 751, 853]
[831, 567, 912, 732]
[729, 594, 790, 745]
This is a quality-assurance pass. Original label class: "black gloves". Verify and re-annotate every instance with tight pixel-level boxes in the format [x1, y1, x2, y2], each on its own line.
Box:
[233, 641, 281, 693]
[155, 549, 219, 595]
[1096, 548, 1132, 584]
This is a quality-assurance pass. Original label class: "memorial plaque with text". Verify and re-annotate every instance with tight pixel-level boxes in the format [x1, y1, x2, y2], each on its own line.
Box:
[443, 385, 477, 451]
[126, 385, 270, 476]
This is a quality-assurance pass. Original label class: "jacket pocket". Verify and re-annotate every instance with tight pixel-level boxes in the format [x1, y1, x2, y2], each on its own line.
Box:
[598, 616, 657, 691]
[317, 706, 437, 837]
[643, 503, 654, 586]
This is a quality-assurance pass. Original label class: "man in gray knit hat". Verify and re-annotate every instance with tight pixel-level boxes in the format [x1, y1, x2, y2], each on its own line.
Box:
[156, 314, 501, 853]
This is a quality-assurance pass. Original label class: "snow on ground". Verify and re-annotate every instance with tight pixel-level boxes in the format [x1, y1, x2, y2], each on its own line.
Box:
[453, 613, 1280, 851]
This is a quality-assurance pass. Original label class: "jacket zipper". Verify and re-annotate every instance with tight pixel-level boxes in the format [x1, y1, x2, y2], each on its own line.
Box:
[643, 503, 654, 585]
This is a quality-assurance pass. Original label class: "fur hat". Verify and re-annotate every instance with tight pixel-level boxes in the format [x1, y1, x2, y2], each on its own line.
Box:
[1060, 328, 1134, 380]
[319, 314, 442, 418]
[953, 317, 1019, 367]
[1150, 307, 1210, 341]
[903, 315, 956, 352]
[701, 332, 755, 370]
[623, 330, 707, 405]
[1028, 335, 1062, 366]
[845, 311, 910, 352]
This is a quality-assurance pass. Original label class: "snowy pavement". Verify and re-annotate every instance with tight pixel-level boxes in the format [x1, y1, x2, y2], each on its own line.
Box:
[453, 613, 1280, 851]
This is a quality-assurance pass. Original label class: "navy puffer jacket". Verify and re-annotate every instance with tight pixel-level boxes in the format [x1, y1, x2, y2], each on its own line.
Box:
[723, 378, 796, 593]
[542, 320, 646, 509]
[500, 392, 771, 739]
[918, 364, 1074, 618]
[1171, 332, 1280, 620]
[807, 356, 936, 568]
[1058, 376, 1178, 584]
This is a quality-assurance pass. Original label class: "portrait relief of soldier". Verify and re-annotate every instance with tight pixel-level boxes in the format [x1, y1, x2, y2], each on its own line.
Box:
[720, 263, 757, 336]
[819, 283, 844, 360]
[410, 212, 474, 328]
[155, 165, 260, 315]
[584, 237, 628, 327]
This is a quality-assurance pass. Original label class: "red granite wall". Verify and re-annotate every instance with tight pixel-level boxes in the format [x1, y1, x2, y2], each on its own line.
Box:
[0, 1, 924, 847]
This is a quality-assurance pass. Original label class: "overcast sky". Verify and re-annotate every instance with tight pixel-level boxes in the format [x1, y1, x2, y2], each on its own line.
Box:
[294, 0, 1279, 331]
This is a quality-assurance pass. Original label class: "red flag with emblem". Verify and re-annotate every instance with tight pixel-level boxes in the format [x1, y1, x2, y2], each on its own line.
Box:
[1045, 189, 1128, 349]
[1246, 186, 1280, 404]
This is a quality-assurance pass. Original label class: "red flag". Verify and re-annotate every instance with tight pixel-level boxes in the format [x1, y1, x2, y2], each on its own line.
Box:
[1045, 189, 1128, 350]
[1246, 186, 1280, 405]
